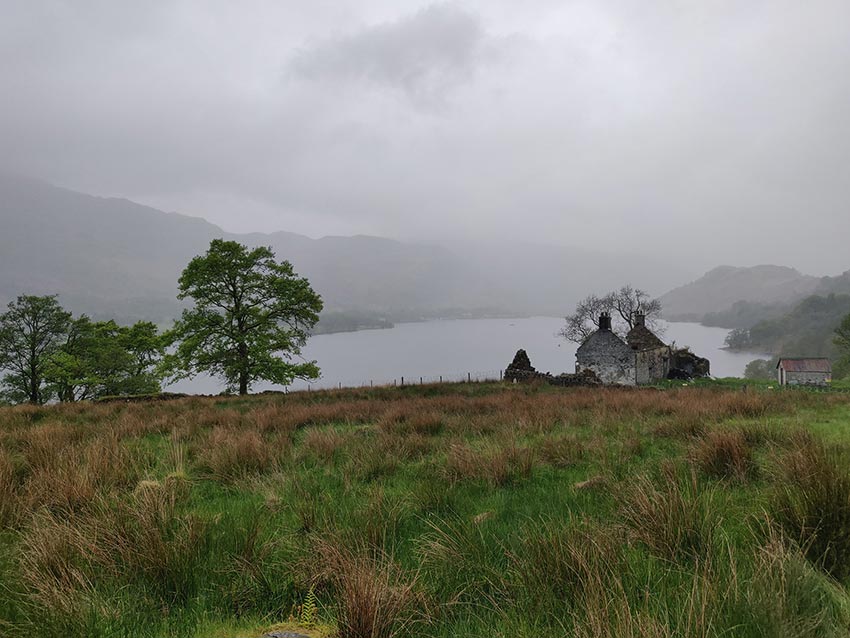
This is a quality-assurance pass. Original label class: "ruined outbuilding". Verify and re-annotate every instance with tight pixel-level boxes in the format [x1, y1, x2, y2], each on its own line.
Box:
[506, 311, 709, 389]
[503, 349, 601, 387]
[776, 358, 831, 386]
[504, 349, 538, 383]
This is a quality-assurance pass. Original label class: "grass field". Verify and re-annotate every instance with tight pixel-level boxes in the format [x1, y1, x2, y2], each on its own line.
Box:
[2, 381, 850, 637]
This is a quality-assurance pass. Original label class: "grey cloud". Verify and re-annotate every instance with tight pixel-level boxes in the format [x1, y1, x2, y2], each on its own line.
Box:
[1, 1, 850, 276]
[288, 4, 492, 104]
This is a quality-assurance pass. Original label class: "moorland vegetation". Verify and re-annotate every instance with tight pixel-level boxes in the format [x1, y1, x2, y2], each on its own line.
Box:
[1, 382, 850, 637]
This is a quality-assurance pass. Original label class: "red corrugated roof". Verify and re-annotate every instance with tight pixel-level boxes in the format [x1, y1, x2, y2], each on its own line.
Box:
[777, 358, 832, 373]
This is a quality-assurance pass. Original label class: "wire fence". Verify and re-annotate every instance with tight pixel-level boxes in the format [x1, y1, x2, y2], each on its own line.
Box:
[299, 371, 850, 394]
[303, 369, 505, 391]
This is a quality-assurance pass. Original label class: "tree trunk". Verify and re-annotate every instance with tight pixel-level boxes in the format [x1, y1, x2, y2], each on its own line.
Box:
[29, 362, 39, 404]
[238, 340, 249, 395]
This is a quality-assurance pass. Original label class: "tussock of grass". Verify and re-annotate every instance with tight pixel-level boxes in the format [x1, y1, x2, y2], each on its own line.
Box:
[508, 518, 625, 613]
[771, 440, 850, 581]
[689, 429, 758, 481]
[444, 440, 536, 486]
[745, 522, 850, 637]
[313, 537, 425, 638]
[619, 463, 721, 564]
[196, 426, 282, 482]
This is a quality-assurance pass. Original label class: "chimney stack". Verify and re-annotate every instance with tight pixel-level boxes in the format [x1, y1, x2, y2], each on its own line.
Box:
[599, 312, 612, 331]
[634, 312, 646, 327]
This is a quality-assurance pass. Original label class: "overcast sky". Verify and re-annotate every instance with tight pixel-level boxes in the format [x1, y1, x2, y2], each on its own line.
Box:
[2, 1, 849, 274]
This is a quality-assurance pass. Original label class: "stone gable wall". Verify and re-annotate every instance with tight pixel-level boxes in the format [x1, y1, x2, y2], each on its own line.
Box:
[576, 334, 636, 386]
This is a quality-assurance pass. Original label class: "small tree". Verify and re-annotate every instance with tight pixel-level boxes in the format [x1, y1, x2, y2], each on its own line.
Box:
[744, 357, 779, 381]
[559, 285, 663, 343]
[835, 314, 850, 380]
[0, 295, 72, 404]
[166, 239, 323, 394]
[46, 318, 164, 401]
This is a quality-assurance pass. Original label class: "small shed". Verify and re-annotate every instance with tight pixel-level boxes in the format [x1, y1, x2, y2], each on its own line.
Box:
[776, 358, 832, 386]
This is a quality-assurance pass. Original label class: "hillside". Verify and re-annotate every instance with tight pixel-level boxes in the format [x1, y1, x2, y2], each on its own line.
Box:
[1, 382, 850, 637]
[659, 265, 820, 323]
[725, 293, 850, 359]
[0, 175, 489, 324]
[0, 175, 684, 325]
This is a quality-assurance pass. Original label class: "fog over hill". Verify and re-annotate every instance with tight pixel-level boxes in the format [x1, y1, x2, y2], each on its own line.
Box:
[660, 266, 820, 322]
[661, 264, 850, 328]
[0, 175, 686, 325]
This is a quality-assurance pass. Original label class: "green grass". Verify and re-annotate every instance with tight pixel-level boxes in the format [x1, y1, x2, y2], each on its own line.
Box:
[1, 381, 850, 637]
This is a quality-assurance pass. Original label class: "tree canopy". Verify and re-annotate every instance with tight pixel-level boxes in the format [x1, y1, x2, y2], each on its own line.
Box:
[835, 313, 850, 379]
[45, 317, 165, 401]
[560, 285, 663, 343]
[0, 295, 72, 404]
[0, 295, 166, 405]
[165, 239, 323, 394]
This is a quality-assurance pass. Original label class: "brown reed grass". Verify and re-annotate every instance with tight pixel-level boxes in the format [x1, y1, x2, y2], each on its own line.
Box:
[690, 429, 758, 481]
[313, 537, 425, 638]
[196, 426, 282, 481]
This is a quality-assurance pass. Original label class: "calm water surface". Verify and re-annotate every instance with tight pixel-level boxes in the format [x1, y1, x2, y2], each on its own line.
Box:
[168, 317, 764, 394]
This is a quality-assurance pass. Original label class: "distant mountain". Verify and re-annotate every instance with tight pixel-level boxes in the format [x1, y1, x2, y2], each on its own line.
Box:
[659, 265, 821, 324]
[0, 174, 688, 326]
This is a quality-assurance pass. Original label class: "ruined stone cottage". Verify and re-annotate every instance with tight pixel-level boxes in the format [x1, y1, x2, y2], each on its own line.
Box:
[575, 312, 671, 385]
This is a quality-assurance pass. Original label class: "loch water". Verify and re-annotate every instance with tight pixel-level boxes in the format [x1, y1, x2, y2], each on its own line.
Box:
[168, 317, 764, 395]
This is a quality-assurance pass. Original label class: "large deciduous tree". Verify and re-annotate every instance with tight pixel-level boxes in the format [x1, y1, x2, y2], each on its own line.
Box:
[559, 285, 663, 344]
[166, 239, 323, 394]
[0, 295, 72, 404]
